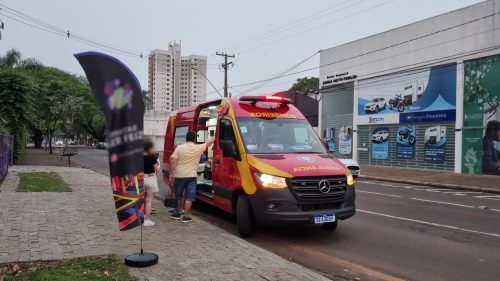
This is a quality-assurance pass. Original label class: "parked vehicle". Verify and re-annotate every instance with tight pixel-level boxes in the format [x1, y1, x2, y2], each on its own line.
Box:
[364, 98, 386, 113]
[96, 141, 107, 149]
[331, 151, 360, 178]
[372, 130, 389, 143]
[55, 140, 64, 147]
[388, 94, 405, 112]
[424, 126, 446, 145]
[398, 127, 416, 144]
[164, 95, 356, 237]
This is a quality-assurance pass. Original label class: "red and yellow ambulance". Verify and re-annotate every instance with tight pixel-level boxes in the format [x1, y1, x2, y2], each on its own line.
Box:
[163, 95, 355, 237]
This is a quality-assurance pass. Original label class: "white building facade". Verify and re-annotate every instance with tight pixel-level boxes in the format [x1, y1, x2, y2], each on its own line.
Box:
[319, 0, 500, 175]
[143, 110, 170, 152]
[148, 42, 207, 111]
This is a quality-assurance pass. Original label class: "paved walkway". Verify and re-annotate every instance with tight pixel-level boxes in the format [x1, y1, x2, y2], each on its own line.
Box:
[361, 165, 500, 193]
[0, 166, 330, 281]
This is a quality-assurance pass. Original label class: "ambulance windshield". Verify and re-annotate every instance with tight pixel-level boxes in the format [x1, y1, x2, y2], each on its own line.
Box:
[237, 118, 326, 154]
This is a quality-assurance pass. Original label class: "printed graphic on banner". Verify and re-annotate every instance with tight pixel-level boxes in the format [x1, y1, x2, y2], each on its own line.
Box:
[462, 55, 500, 175]
[424, 125, 446, 163]
[338, 126, 352, 155]
[357, 64, 457, 125]
[396, 126, 416, 159]
[322, 128, 336, 152]
[75, 52, 145, 231]
[371, 127, 389, 160]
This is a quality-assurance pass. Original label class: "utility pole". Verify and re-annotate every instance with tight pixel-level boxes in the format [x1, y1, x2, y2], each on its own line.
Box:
[216, 52, 235, 97]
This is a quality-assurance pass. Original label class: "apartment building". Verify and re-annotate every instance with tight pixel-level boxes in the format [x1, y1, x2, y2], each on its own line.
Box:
[148, 42, 207, 111]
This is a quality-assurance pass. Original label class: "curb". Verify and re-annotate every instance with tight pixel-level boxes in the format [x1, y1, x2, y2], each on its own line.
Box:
[154, 193, 167, 201]
[359, 175, 500, 194]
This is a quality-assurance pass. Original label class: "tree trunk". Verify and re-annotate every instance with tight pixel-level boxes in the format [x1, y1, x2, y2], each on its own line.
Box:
[48, 129, 53, 154]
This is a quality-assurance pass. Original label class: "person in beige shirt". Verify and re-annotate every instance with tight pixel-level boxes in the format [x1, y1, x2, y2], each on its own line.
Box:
[169, 131, 214, 223]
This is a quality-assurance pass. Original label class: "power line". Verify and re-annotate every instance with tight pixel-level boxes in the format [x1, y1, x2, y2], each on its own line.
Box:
[229, 44, 500, 99]
[236, 51, 320, 94]
[215, 52, 235, 97]
[223, 0, 365, 52]
[226, 13, 500, 91]
[237, 0, 396, 54]
[0, 3, 144, 58]
[319, 27, 499, 78]
[319, 46, 500, 93]
[191, 67, 223, 98]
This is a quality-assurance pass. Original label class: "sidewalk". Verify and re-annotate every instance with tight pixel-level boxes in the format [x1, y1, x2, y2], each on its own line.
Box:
[361, 165, 500, 194]
[0, 165, 330, 281]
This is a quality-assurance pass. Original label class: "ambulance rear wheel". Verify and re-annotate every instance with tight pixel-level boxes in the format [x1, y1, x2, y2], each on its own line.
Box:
[236, 195, 256, 237]
[323, 221, 338, 231]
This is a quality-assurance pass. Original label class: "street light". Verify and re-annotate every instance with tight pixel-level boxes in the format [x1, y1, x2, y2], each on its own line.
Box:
[190, 67, 223, 98]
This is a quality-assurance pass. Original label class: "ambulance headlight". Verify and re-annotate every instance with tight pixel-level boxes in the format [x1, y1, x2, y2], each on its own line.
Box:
[254, 173, 287, 189]
[346, 170, 355, 186]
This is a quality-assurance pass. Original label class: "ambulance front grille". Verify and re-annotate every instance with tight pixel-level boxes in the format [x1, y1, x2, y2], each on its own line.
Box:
[288, 176, 347, 202]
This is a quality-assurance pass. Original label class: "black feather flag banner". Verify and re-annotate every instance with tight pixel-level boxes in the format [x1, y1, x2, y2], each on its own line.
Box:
[75, 52, 144, 231]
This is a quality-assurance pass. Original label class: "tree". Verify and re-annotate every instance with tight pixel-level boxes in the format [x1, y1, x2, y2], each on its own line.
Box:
[290, 77, 319, 94]
[0, 49, 42, 71]
[0, 70, 33, 162]
[142, 90, 151, 110]
[0, 49, 41, 162]
[0, 49, 102, 156]
[55, 95, 84, 146]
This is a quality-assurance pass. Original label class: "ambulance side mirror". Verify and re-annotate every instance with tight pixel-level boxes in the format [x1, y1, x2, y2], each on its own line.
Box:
[221, 140, 238, 159]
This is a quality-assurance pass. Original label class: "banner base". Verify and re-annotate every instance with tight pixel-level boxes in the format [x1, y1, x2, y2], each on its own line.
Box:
[124, 252, 158, 267]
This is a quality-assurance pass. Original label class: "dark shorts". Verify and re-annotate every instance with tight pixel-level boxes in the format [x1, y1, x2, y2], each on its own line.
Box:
[175, 177, 197, 202]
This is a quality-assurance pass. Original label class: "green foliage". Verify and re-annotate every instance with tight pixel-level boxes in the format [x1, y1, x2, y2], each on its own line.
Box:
[1, 255, 134, 281]
[17, 172, 71, 192]
[29, 66, 105, 141]
[0, 70, 33, 162]
[0, 49, 104, 157]
[290, 77, 319, 94]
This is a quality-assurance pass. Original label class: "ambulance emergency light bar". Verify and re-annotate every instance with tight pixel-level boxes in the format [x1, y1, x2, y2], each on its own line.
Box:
[239, 95, 292, 104]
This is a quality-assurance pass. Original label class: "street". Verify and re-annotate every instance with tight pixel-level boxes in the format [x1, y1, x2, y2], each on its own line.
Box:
[72, 147, 500, 281]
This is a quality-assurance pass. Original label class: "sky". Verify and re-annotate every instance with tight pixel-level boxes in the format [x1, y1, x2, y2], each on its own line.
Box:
[0, 0, 484, 101]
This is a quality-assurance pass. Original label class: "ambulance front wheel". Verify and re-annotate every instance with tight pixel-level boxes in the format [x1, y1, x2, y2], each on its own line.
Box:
[236, 195, 256, 237]
[323, 221, 338, 231]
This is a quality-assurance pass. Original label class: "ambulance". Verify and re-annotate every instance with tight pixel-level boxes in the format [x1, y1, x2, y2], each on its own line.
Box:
[163, 95, 356, 237]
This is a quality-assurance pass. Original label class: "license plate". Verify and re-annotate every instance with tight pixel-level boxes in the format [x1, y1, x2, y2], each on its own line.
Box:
[313, 213, 335, 224]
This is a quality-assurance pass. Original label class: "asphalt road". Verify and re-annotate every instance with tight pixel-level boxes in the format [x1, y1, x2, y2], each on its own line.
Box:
[73, 147, 500, 281]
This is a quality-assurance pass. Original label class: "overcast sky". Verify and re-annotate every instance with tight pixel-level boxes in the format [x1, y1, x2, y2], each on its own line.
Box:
[0, 0, 483, 100]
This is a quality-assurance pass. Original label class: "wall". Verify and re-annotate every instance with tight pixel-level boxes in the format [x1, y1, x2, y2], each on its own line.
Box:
[321, 83, 354, 156]
[357, 122, 455, 172]
[319, 0, 500, 173]
[144, 110, 169, 151]
[319, 0, 500, 86]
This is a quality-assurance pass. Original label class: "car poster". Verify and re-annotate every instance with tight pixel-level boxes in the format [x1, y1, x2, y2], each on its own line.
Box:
[424, 125, 446, 163]
[371, 127, 389, 160]
[357, 64, 456, 125]
[322, 127, 336, 152]
[338, 126, 352, 155]
[396, 126, 416, 159]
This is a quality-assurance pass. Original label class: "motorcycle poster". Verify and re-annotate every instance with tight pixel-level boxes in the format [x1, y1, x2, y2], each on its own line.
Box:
[424, 125, 446, 163]
[371, 127, 389, 160]
[338, 126, 352, 155]
[396, 126, 416, 159]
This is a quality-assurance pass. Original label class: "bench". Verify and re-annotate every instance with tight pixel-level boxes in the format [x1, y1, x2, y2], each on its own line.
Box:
[60, 148, 78, 167]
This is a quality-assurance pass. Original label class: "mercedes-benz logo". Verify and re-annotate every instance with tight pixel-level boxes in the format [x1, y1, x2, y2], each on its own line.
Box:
[318, 180, 331, 194]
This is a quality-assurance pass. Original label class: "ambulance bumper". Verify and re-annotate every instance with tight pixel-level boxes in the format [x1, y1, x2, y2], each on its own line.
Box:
[248, 186, 356, 225]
